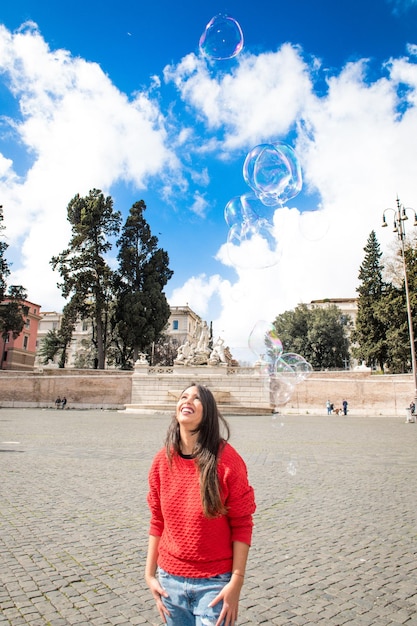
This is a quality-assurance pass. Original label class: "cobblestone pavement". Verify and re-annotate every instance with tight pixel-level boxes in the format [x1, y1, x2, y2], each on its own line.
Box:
[1, 408, 417, 626]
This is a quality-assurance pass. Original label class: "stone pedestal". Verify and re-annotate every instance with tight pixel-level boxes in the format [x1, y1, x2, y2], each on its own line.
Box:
[172, 364, 227, 377]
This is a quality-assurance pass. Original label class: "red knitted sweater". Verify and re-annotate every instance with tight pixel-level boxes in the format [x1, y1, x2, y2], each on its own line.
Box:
[147, 442, 256, 578]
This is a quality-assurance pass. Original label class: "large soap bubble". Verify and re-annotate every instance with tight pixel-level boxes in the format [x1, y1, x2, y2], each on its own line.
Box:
[243, 141, 302, 207]
[199, 14, 244, 60]
[223, 142, 302, 270]
[269, 373, 295, 408]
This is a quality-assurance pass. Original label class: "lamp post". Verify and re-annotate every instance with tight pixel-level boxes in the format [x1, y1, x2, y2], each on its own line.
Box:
[382, 197, 417, 408]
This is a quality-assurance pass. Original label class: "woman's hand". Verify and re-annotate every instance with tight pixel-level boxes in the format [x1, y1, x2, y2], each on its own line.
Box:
[209, 575, 244, 626]
[145, 574, 170, 623]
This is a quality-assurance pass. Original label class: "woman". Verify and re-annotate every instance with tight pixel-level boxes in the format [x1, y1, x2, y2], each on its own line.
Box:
[145, 383, 256, 626]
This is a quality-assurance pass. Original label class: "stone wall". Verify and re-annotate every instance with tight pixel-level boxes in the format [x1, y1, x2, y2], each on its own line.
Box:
[287, 371, 412, 416]
[0, 366, 414, 416]
[0, 369, 132, 410]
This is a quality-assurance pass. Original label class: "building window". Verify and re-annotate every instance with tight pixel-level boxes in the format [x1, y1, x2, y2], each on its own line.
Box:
[82, 321, 89, 331]
[4, 333, 9, 344]
[52, 322, 58, 330]
[23, 336, 29, 350]
[173, 320, 179, 330]
[25, 318, 30, 328]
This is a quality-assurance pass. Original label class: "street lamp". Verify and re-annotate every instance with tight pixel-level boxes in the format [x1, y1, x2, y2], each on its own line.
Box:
[382, 197, 417, 408]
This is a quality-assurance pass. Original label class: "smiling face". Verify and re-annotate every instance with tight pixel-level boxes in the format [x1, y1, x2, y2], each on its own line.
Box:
[176, 385, 204, 434]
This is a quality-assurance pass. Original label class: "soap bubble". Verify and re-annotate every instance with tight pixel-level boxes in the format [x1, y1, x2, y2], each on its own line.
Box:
[269, 372, 294, 406]
[248, 320, 283, 363]
[244, 143, 289, 204]
[240, 192, 276, 223]
[286, 460, 297, 476]
[243, 141, 302, 206]
[225, 193, 276, 229]
[199, 14, 244, 60]
[249, 321, 313, 411]
[280, 353, 313, 382]
[223, 142, 302, 271]
[226, 216, 280, 270]
[224, 196, 244, 229]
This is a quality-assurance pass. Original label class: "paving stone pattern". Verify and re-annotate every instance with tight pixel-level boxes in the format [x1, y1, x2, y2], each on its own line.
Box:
[1, 408, 416, 625]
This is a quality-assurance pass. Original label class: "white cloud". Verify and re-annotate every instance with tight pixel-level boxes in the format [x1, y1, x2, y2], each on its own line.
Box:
[164, 48, 417, 359]
[164, 45, 313, 151]
[388, 0, 417, 15]
[0, 22, 179, 307]
[190, 191, 209, 217]
[3, 22, 417, 362]
[169, 274, 226, 316]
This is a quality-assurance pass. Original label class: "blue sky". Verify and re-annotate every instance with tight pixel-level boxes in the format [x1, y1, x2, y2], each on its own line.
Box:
[1, 0, 417, 361]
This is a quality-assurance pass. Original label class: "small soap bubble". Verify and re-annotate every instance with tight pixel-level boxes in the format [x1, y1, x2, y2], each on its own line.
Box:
[280, 353, 313, 383]
[286, 461, 297, 476]
[271, 414, 285, 429]
[199, 14, 244, 61]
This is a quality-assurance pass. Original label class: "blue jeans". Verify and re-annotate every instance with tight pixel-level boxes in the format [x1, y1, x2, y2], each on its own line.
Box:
[158, 568, 231, 625]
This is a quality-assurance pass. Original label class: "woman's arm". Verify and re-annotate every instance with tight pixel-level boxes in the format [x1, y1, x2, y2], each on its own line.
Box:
[145, 535, 170, 623]
[231, 539, 250, 580]
[209, 540, 250, 626]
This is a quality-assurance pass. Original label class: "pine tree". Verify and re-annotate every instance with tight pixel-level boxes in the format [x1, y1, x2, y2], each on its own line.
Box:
[112, 200, 173, 368]
[51, 189, 121, 369]
[376, 240, 417, 373]
[352, 231, 388, 371]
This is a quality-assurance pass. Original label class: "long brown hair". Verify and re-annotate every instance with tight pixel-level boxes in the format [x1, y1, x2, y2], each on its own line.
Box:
[165, 383, 230, 518]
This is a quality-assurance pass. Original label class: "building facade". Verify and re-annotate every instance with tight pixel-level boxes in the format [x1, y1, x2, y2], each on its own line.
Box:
[0, 299, 42, 371]
[306, 297, 358, 368]
[34, 312, 94, 369]
[307, 298, 358, 325]
[33, 299, 359, 370]
[167, 305, 203, 345]
[35, 305, 205, 369]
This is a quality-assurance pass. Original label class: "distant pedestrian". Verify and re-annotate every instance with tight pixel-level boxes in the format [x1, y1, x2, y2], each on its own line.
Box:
[409, 401, 415, 415]
[342, 399, 348, 415]
[61, 397, 67, 409]
[55, 396, 61, 409]
[326, 400, 331, 415]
